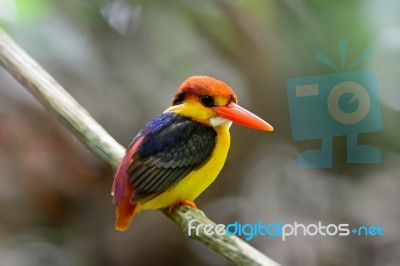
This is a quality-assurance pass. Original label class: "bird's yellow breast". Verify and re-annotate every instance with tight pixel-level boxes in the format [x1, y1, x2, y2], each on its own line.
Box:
[138, 124, 231, 211]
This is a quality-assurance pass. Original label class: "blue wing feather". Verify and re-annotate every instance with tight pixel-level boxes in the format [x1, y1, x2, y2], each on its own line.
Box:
[125, 112, 216, 203]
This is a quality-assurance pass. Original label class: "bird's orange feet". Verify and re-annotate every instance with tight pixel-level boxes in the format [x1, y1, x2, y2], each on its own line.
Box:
[168, 199, 197, 213]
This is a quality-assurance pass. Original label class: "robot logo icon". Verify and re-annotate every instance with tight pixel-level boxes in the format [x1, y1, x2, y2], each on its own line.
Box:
[286, 40, 382, 168]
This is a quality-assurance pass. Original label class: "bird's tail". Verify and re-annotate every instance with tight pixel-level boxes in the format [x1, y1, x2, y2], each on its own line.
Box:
[112, 136, 144, 231]
[115, 193, 137, 232]
[112, 151, 138, 231]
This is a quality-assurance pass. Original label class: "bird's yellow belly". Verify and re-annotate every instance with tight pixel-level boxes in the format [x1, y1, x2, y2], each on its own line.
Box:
[138, 125, 230, 211]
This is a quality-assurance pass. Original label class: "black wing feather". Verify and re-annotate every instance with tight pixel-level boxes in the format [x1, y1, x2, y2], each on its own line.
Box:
[126, 112, 216, 203]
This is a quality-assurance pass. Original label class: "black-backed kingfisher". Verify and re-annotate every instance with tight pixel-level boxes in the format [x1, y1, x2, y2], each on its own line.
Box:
[112, 76, 273, 231]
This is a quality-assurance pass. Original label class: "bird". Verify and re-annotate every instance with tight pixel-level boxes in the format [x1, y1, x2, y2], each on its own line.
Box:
[112, 76, 273, 231]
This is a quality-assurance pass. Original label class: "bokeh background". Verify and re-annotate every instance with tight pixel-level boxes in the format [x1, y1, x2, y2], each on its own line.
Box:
[1, 0, 400, 265]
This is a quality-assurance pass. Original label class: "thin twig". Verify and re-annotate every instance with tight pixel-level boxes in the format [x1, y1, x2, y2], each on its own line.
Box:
[0, 28, 280, 266]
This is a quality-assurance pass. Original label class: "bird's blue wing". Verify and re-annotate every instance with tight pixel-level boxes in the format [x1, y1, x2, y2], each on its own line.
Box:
[126, 112, 216, 203]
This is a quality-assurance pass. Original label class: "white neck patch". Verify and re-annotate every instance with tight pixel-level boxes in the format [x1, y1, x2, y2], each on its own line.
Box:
[164, 103, 185, 113]
[210, 117, 232, 128]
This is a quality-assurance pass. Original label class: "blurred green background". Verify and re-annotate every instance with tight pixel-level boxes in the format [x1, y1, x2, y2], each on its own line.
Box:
[0, 0, 399, 265]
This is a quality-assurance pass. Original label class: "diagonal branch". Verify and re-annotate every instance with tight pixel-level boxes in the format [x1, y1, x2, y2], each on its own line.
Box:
[0, 28, 280, 266]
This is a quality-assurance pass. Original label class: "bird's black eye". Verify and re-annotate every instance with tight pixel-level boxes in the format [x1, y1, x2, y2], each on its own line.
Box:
[199, 95, 215, 107]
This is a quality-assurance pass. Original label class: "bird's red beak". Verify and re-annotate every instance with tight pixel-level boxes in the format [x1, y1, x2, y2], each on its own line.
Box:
[212, 103, 274, 131]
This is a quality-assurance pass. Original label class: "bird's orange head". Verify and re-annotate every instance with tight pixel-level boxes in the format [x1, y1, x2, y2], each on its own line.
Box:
[165, 76, 273, 131]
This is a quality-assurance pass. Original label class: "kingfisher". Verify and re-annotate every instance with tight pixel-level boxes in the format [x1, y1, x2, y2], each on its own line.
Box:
[112, 76, 273, 231]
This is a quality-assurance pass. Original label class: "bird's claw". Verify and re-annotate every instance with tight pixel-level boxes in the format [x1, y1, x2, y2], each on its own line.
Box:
[168, 199, 197, 213]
